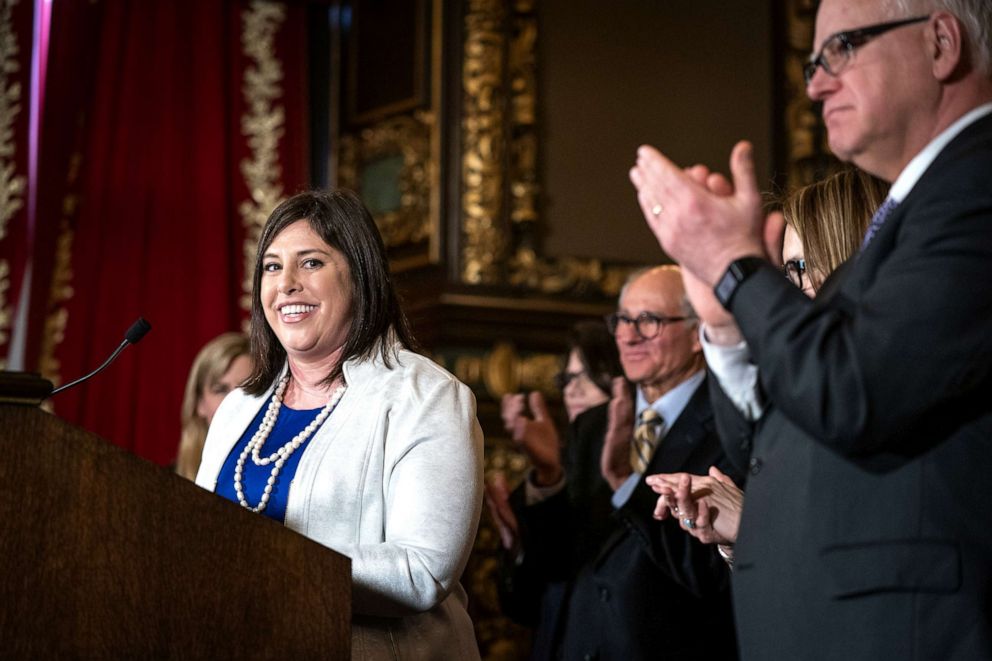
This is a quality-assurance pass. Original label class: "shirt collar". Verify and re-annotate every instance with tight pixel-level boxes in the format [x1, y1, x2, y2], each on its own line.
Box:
[635, 369, 705, 429]
[889, 102, 992, 203]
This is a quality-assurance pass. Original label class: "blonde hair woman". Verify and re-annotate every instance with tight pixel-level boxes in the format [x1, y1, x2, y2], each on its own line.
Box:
[175, 333, 251, 480]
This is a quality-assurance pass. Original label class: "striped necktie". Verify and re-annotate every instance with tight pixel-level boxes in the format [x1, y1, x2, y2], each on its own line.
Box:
[630, 408, 664, 474]
[860, 197, 899, 251]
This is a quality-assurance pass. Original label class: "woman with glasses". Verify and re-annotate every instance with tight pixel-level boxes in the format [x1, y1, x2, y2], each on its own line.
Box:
[646, 168, 886, 557]
[782, 167, 887, 295]
[485, 320, 623, 660]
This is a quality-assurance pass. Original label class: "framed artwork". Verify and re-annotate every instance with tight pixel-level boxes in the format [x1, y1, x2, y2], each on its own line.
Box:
[343, 0, 430, 128]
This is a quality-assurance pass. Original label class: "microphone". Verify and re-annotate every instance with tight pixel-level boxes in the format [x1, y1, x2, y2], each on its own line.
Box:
[50, 317, 152, 397]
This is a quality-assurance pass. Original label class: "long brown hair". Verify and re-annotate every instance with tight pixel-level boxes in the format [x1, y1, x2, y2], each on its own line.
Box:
[782, 168, 888, 289]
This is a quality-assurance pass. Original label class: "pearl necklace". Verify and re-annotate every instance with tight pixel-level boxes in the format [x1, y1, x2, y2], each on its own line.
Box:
[234, 374, 347, 514]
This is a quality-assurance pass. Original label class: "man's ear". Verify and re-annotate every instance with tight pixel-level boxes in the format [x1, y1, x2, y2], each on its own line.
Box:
[930, 12, 964, 81]
[690, 324, 703, 354]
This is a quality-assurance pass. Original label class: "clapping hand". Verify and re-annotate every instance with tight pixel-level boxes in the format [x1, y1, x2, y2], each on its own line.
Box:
[629, 141, 767, 287]
[501, 391, 563, 486]
[646, 466, 743, 546]
[600, 377, 635, 491]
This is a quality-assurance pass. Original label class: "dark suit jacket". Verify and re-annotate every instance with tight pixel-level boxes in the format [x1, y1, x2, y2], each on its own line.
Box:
[719, 112, 992, 660]
[498, 403, 618, 660]
[507, 379, 740, 661]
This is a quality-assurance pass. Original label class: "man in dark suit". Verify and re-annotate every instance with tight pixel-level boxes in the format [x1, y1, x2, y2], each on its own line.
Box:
[630, 0, 992, 659]
[494, 266, 739, 660]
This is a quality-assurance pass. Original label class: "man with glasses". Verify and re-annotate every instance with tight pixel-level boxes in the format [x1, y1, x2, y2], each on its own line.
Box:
[629, 0, 992, 659]
[506, 265, 739, 660]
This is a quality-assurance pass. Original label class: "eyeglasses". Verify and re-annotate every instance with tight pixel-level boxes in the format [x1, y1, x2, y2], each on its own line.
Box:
[804, 15, 930, 85]
[605, 312, 692, 340]
[782, 258, 806, 290]
[554, 370, 590, 391]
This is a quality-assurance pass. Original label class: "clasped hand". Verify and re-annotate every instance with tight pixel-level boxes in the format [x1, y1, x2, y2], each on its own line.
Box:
[646, 466, 743, 546]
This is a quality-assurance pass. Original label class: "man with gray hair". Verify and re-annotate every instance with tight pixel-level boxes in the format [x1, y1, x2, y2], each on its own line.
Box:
[630, 0, 992, 658]
[498, 266, 740, 659]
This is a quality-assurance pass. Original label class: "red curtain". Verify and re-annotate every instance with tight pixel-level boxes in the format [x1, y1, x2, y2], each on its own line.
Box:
[0, 0, 35, 367]
[26, 0, 310, 466]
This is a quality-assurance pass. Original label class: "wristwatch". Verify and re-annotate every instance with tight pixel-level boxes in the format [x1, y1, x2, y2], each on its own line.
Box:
[713, 256, 767, 310]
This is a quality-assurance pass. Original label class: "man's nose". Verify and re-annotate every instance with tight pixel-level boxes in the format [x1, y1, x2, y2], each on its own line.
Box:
[806, 63, 836, 102]
[615, 320, 642, 343]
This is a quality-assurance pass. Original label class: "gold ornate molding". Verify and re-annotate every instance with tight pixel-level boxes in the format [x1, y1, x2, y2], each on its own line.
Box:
[507, 0, 537, 228]
[38, 203, 76, 386]
[437, 339, 560, 401]
[507, 249, 634, 297]
[239, 1, 287, 318]
[461, 0, 509, 285]
[338, 113, 433, 255]
[458, 1, 827, 294]
[0, 0, 27, 367]
[782, 0, 833, 188]
[460, 0, 641, 296]
[38, 150, 83, 387]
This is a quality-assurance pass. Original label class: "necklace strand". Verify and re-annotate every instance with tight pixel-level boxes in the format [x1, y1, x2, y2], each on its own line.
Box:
[234, 375, 346, 513]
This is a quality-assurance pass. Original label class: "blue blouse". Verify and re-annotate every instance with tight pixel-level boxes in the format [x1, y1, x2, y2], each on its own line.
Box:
[215, 402, 327, 523]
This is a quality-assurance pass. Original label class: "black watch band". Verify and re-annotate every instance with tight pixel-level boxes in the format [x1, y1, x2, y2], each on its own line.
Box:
[713, 257, 767, 310]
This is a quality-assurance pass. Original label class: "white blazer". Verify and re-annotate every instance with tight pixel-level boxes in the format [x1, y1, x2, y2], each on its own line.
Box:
[196, 345, 484, 660]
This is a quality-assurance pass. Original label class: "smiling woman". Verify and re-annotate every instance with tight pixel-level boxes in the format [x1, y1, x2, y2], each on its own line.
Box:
[260, 221, 355, 372]
[194, 190, 484, 660]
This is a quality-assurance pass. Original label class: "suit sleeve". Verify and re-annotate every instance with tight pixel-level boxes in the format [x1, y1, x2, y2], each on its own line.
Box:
[343, 377, 484, 616]
[708, 369, 756, 476]
[498, 403, 619, 621]
[729, 151, 992, 463]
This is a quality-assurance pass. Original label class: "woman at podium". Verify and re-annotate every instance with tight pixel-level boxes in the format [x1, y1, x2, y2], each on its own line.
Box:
[195, 189, 484, 659]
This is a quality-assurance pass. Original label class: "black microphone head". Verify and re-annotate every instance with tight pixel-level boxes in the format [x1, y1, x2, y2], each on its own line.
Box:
[124, 317, 152, 344]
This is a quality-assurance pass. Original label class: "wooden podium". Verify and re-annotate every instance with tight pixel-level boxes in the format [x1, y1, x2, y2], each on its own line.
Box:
[0, 372, 351, 659]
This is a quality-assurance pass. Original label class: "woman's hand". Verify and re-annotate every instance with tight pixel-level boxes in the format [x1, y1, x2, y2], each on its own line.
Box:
[500, 392, 563, 486]
[600, 377, 635, 490]
[646, 466, 743, 546]
[484, 471, 521, 555]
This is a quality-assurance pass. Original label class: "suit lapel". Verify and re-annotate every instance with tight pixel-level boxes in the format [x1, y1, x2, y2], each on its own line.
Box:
[646, 380, 713, 474]
[846, 112, 992, 292]
[590, 379, 713, 568]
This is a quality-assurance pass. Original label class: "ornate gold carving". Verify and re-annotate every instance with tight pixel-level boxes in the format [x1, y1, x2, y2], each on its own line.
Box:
[338, 113, 433, 251]
[38, 156, 82, 386]
[461, 0, 644, 297]
[507, 2, 537, 228]
[782, 0, 833, 188]
[0, 0, 27, 367]
[508, 248, 636, 297]
[239, 1, 287, 318]
[450, 339, 559, 401]
[439, 291, 612, 316]
[0, 260, 9, 366]
[461, 0, 509, 285]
